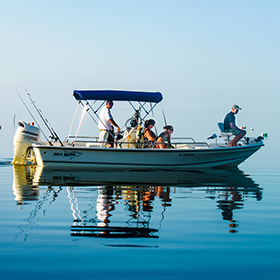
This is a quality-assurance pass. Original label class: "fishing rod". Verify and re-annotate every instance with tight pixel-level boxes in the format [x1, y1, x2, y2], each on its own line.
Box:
[25, 89, 64, 146]
[161, 103, 168, 126]
[15, 88, 52, 145]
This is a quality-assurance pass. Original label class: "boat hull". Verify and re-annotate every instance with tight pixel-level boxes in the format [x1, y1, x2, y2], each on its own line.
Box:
[32, 143, 263, 169]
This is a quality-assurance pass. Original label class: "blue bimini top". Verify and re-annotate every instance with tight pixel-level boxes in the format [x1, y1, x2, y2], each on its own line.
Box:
[73, 90, 163, 103]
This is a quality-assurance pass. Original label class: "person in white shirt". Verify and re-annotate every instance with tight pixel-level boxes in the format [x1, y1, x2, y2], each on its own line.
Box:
[98, 100, 120, 147]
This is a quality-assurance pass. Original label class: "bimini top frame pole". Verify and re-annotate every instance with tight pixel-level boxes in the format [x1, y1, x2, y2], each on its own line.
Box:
[70, 90, 163, 143]
[73, 90, 163, 120]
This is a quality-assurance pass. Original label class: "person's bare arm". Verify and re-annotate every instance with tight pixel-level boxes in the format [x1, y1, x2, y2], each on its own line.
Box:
[156, 137, 168, 149]
[109, 119, 120, 132]
[144, 130, 157, 141]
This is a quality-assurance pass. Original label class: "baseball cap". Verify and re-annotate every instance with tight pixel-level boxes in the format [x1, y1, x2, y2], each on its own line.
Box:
[232, 104, 242, 110]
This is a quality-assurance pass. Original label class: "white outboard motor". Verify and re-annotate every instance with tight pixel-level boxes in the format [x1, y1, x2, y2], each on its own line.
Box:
[12, 121, 40, 165]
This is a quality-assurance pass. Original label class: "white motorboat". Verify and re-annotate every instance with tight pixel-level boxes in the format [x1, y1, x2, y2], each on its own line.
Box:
[12, 90, 265, 169]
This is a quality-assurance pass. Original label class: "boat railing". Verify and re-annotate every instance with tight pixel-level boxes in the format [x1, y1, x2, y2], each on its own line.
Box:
[63, 136, 210, 149]
[170, 138, 210, 149]
[64, 136, 99, 142]
[172, 137, 196, 143]
[171, 142, 210, 149]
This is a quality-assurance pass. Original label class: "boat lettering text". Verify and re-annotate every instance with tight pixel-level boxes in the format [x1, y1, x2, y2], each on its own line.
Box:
[179, 153, 194, 157]
[53, 176, 76, 181]
[53, 151, 83, 159]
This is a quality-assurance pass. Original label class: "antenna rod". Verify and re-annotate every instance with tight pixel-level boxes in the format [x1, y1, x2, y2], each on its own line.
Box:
[15, 88, 52, 145]
[25, 90, 63, 146]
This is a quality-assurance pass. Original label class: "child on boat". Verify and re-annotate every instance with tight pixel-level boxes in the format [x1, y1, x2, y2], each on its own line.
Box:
[157, 125, 174, 149]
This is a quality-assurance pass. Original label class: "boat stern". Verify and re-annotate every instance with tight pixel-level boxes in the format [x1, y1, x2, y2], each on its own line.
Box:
[12, 121, 40, 165]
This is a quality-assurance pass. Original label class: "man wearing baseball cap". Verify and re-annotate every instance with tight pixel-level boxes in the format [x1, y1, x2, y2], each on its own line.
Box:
[223, 104, 246, 147]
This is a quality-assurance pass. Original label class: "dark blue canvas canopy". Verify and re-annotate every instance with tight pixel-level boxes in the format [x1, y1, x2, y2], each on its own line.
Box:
[73, 90, 163, 103]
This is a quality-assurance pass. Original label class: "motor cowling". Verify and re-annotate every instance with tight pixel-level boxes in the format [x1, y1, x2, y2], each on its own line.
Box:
[12, 121, 40, 165]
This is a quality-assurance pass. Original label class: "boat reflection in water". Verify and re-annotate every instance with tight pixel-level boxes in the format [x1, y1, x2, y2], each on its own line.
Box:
[12, 165, 262, 236]
[13, 165, 39, 205]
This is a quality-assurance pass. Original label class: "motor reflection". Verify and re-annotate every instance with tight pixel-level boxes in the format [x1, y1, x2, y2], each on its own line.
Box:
[12, 165, 39, 206]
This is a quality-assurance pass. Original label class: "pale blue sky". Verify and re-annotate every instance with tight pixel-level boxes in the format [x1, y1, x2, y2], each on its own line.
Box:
[1, 0, 280, 157]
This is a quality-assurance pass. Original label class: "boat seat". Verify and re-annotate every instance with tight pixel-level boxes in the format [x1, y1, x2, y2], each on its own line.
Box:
[217, 122, 233, 144]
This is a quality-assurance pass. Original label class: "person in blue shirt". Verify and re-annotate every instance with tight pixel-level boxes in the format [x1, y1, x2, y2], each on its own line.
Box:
[223, 105, 246, 147]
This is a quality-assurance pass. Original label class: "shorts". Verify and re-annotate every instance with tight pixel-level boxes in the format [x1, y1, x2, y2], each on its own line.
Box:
[99, 129, 114, 147]
[107, 130, 115, 144]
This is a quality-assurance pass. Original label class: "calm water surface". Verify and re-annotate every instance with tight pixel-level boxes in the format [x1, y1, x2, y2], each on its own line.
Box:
[1, 152, 280, 279]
